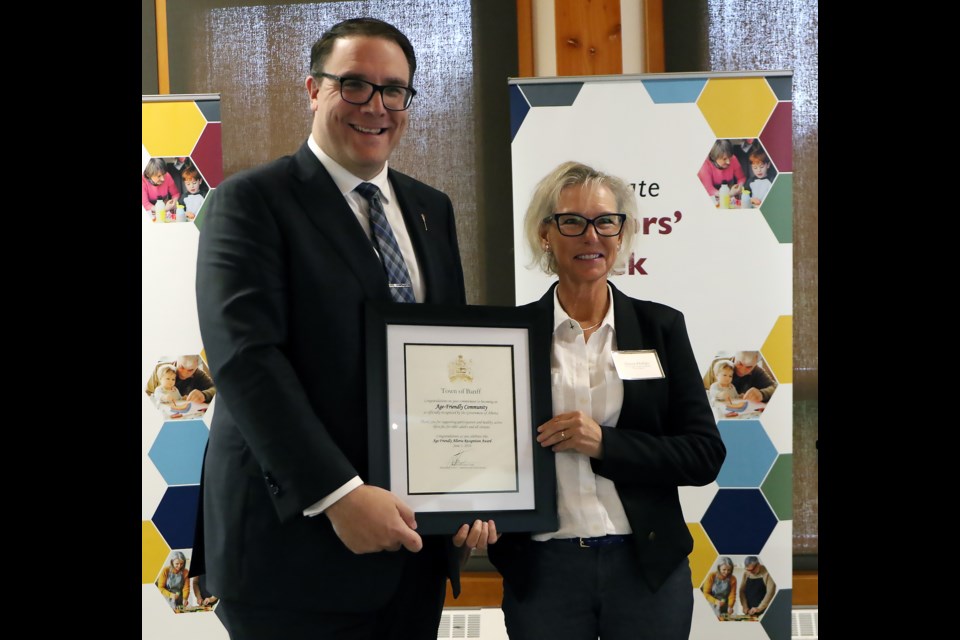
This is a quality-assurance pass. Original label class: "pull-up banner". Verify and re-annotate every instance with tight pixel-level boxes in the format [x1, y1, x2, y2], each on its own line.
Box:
[510, 71, 794, 640]
[142, 93, 227, 639]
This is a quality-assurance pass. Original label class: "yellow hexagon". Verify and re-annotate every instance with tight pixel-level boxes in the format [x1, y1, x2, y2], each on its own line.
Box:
[697, 78, 777, 138]
[142, 520, 171, 584]
[142, 101, 206, 158]
[762, 315, 792, 384]
[687, 522, 718, 588]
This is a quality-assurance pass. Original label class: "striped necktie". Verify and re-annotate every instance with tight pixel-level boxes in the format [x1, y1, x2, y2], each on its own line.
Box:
[355, 182, 415, 303]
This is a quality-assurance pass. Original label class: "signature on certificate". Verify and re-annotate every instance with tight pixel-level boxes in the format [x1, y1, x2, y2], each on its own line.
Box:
[449, 449, 469, 466]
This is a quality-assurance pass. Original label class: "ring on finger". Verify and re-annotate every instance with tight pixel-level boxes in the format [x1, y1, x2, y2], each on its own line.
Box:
[560, 431, 566, 440]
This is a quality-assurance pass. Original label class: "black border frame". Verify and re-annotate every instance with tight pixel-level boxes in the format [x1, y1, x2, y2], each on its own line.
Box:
[366, 302, 556, 534]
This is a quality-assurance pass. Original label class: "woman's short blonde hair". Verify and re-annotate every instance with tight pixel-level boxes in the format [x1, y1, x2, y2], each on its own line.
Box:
[523, 161, 638, 276]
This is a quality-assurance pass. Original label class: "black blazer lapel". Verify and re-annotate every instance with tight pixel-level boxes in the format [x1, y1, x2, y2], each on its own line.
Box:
[288, 143, 392, 302]
[389, 169, 438, 301]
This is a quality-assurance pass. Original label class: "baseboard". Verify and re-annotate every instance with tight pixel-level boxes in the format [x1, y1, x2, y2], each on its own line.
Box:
[447, 570, 819, 608]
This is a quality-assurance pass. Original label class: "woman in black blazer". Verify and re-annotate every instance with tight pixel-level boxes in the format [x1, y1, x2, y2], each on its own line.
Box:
[489, 162, 725, 640]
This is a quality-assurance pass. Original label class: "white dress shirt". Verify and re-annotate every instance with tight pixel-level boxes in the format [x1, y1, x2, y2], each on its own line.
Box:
[532, 284, 632, 540]
[302, 136, 426, 517]
[307, 135, 425, 302]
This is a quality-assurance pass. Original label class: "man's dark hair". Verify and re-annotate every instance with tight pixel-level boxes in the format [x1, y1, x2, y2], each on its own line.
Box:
[310, 17, 416, 85]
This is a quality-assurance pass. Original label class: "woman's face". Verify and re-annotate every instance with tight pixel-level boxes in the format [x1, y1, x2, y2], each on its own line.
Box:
[172, 558, 184, 572]
[718, 564, 731, 578]
[541, 184, 622, 287]
[713, 154, 731, 170]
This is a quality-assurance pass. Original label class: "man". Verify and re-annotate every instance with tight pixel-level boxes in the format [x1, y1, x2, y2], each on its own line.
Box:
[144, 355, 216, 404]
[193, 18, 495, 640]
[738, 556, 776, 616]
[731, 350, 777, 403]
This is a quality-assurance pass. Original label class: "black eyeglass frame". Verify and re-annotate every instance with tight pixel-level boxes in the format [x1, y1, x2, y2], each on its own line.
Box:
[318, 72, 417, 111]
[544, 213, 627, 237]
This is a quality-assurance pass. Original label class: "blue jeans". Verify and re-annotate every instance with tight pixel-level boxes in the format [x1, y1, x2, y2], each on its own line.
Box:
[502, 540, 693, 640]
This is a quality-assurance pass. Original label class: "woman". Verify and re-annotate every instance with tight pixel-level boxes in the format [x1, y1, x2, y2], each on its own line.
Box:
[489, 161, 725, 640]
[157, 551, 190, 611]
[702, 556, 737, 618]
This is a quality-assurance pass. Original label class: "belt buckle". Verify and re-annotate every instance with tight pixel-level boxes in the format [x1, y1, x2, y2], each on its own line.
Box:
[579, 537, 590, 548]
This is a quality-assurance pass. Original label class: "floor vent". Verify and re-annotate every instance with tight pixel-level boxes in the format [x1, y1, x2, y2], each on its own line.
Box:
[792, 608, 819, 639]
[437, 611, 482, 639]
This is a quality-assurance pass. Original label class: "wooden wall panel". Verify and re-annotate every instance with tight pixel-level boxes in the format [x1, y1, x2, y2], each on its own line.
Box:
[554, 0, 622, 76]
[516, 0, 534, 77]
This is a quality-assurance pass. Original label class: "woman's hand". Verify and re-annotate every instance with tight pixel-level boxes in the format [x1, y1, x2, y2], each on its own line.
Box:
[452, 519, 499, 568]
[537, 411, 603, 458]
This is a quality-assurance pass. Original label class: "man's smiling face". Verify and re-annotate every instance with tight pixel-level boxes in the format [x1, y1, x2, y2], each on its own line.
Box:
[308, 36, 411, 179]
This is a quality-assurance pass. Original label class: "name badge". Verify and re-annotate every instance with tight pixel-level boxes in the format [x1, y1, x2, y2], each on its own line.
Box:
[611, 350, 664, 380]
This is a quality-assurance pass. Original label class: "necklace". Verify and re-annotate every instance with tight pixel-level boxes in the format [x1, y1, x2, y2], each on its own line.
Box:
[577, 318, 602, 332]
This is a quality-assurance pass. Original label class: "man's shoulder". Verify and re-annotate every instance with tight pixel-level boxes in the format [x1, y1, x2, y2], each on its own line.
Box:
[388, 167, 449, 201]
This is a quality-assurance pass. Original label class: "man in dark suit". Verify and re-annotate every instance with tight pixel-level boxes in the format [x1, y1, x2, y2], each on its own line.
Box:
[194, 17, 495, 640]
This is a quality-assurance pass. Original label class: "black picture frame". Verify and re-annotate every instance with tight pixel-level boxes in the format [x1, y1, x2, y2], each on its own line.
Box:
[366, 301, 557, 535]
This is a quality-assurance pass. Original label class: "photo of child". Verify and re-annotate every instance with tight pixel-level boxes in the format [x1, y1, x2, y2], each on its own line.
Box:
[180, 164, 208, 220]
[152, 364, 184, 406]
[708, 360, 741, 407]
[745, 146, 778, 206]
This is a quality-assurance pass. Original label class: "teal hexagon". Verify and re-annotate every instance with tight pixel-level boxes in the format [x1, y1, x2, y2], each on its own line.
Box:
[761, 454, 792, 520]
[758, 173, 792, 243]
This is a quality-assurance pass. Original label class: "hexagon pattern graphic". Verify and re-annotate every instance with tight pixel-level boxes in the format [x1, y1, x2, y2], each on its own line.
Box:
[761, 316, 792, 386]
[142, 102, 207, 158]
[143, 98, 221, 230]
[701, 489, 778, 555]
[761, 455, 792, 521]
[759, 101, 793, 173]
[687, 522, 718, 589]
[142, 520, 171, 584]
[152, 485, 202, 551]
[759, 173, 792, 243]
[697, 78, 777, 138]
[149, 420, 209, 486]
[715, 421, 777, 488]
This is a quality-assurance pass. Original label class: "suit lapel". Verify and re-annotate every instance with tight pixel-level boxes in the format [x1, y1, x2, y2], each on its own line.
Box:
[609, 282, 650, 428]
[390, 169, 441, 303]
[288, 143, 392, 302]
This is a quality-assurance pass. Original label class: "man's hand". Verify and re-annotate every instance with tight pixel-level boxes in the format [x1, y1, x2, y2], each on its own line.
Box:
[452, 519, 498, 567]
[325, 485, 422, 554]
[184, 389, 207, 403]
[742, 387, 763, 403]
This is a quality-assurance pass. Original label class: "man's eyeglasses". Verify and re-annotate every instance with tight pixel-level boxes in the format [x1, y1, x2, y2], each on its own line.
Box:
[319, 73, 416, 111]
[545, 213, 627, 237]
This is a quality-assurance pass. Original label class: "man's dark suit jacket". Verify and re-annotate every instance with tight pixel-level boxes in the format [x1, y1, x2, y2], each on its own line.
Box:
[488, 282, 725, 599]
[193, 142, 466, 613]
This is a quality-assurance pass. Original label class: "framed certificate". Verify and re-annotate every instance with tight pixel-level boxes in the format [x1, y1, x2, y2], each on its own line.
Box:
[366, 302, 557, 535]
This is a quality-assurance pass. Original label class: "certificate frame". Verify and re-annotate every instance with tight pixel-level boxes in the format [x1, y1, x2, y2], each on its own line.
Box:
[366, 302, 556, 535]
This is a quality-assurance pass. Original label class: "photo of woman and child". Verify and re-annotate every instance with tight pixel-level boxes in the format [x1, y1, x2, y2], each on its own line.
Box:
[142, 156, 209, 222]
[697, 139, 778, 208]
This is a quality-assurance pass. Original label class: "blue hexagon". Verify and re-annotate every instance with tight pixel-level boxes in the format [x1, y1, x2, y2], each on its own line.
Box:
[701, 489, 777, 555]
[148, 420, 208, 486]
[716, 421, 777, 487]
[153, 485, 201, 550]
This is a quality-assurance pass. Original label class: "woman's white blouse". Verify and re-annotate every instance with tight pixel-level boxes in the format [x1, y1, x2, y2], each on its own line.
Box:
[532, 285, 632, 541]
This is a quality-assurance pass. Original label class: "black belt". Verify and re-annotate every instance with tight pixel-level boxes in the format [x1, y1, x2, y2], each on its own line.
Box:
[548, 534, 631, 548]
